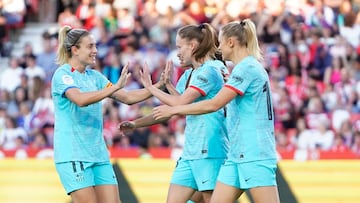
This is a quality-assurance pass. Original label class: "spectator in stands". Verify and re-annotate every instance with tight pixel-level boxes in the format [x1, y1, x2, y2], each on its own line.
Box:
[0, 57, 23, 94]
[321, 83, 338, 112]
[32, 86, 54, 117]
[18, 42, 36, 68]
[24, 54, 46, 84]
[140, 0, 159, 31]
[307, 28, 332, 81]
[147, 122, 172, 149]
[29, 131, 48, 150]
[334, 67, 357, 110]
[36, 31, 58, 85]
[0, 116, 27, 150]
[336, 118, 354, 148]
[323, 56, 345, 86]
[7, 86, 29, 119]
[94, 0, 111, 19]
[352, 54, 360, 82]
[257, 9, 284, 44]
[16, 101, 36, 139]
[273, 87, 296, 131]
[172, 117, 185, 150]
[75, 0, 91, 26]
[351, 129, 360, 156]
[140, 43, 167, 74]
[337, 0, 360, 48]
[305, 0, 335, 32]
[57, 3, 82, 28]
[312, 116, 335, 150]
[82, 3, 97, 32]
[1, 0, 25, 26]
[0, 1, 7, 56]
[101, 46, 121, 84]
[0, 104, 6, 132]
[330, 134, 350, 152]
[129, 124, 152, 157]
[103, 105, 122, 146]
[115, 7, 135, 36]
[276, 130, 295, 152]
[119, 36, 142, 70]
[2, 0, 360, 160]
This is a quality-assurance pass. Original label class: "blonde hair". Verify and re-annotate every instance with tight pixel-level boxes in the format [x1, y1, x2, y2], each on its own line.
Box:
[56, 26, 90, 65]
[221, 19, 263, 61]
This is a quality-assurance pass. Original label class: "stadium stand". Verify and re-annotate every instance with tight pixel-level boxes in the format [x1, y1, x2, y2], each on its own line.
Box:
[1, 1, 360, 202]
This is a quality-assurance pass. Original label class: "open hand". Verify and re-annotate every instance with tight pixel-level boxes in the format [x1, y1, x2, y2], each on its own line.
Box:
[163, 60, 174, 85]
[115, 63, 131, 89]
[139, 62, 153, 88]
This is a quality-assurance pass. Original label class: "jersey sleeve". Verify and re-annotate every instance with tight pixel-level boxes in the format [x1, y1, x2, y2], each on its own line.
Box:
[52, 68, 78, 98]
[225, 64, 255, 96]
[189, 66, 220, 96]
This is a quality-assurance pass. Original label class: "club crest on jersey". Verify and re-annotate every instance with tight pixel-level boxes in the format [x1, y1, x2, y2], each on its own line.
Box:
[232, 75, 243, 83]
[197, 75, 208, 83]
[62, 75, 74, 85]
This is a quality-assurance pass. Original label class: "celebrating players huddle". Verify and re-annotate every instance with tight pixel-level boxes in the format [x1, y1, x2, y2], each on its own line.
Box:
[51, 19, 280, 203]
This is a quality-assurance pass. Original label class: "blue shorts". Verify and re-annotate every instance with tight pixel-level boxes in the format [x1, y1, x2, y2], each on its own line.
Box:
[171, 158, 224, 191]
[55, 161, 118, 195]
[217, 159, 277, 190]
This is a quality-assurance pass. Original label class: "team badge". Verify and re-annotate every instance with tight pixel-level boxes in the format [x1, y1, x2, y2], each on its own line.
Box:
[62, 75, 74, 85]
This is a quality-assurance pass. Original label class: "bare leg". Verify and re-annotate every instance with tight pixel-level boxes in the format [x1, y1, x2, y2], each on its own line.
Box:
[70, 187, 97, 203]
[167, 184, 196, 203]
[249, 186, 280, 203]
[189, 191, 204, 203]
[209, 182, 243, 203]
[94, 185, 122, 203]
[201, 190, 212, 203]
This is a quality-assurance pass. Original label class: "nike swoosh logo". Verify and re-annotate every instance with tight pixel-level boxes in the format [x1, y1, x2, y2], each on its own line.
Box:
[202, 180, 209, 184]
[245, 178, 251, 182]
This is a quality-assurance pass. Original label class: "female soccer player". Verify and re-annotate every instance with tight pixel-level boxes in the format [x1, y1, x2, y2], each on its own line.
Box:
[51, 25, 163, 203]
[153, 19, 281, 203]
[119, 23, 229, 203]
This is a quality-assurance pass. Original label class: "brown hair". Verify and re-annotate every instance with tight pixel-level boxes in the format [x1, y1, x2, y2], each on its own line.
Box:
[177, 23, 219, 62]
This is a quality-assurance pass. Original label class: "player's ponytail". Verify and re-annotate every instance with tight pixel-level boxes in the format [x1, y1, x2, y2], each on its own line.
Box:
[56, 26, 71, 65]
[221, 19, 263, 61]
[242, 19, 263, 61]
[177, 23, 219, 62]
[56, 26, 90, 65]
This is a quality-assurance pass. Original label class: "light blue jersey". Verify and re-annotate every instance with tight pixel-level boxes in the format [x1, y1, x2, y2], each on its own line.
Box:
[176, 60, 229, 160]
[51, 64, 111, 163]
[224, 56, 277, 163]
[176, 68, 193, 94]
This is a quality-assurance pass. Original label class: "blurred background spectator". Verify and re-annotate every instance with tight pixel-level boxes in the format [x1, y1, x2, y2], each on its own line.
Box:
[1, 0, 360, 159]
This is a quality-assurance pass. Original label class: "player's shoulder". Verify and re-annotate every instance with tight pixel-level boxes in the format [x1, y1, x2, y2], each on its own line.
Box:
[205, 60, 226, 69]
[242, 56, 262, 68]
[53, 64, 71, 76]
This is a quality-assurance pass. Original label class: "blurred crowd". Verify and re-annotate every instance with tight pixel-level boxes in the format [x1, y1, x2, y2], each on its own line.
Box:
[1, 0, 360, 159]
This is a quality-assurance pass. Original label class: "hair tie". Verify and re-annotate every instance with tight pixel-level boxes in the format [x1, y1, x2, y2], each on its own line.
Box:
[66, 28, 72, 34]
[198, 24, 205, 30]
[239, 21, 246, 27]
